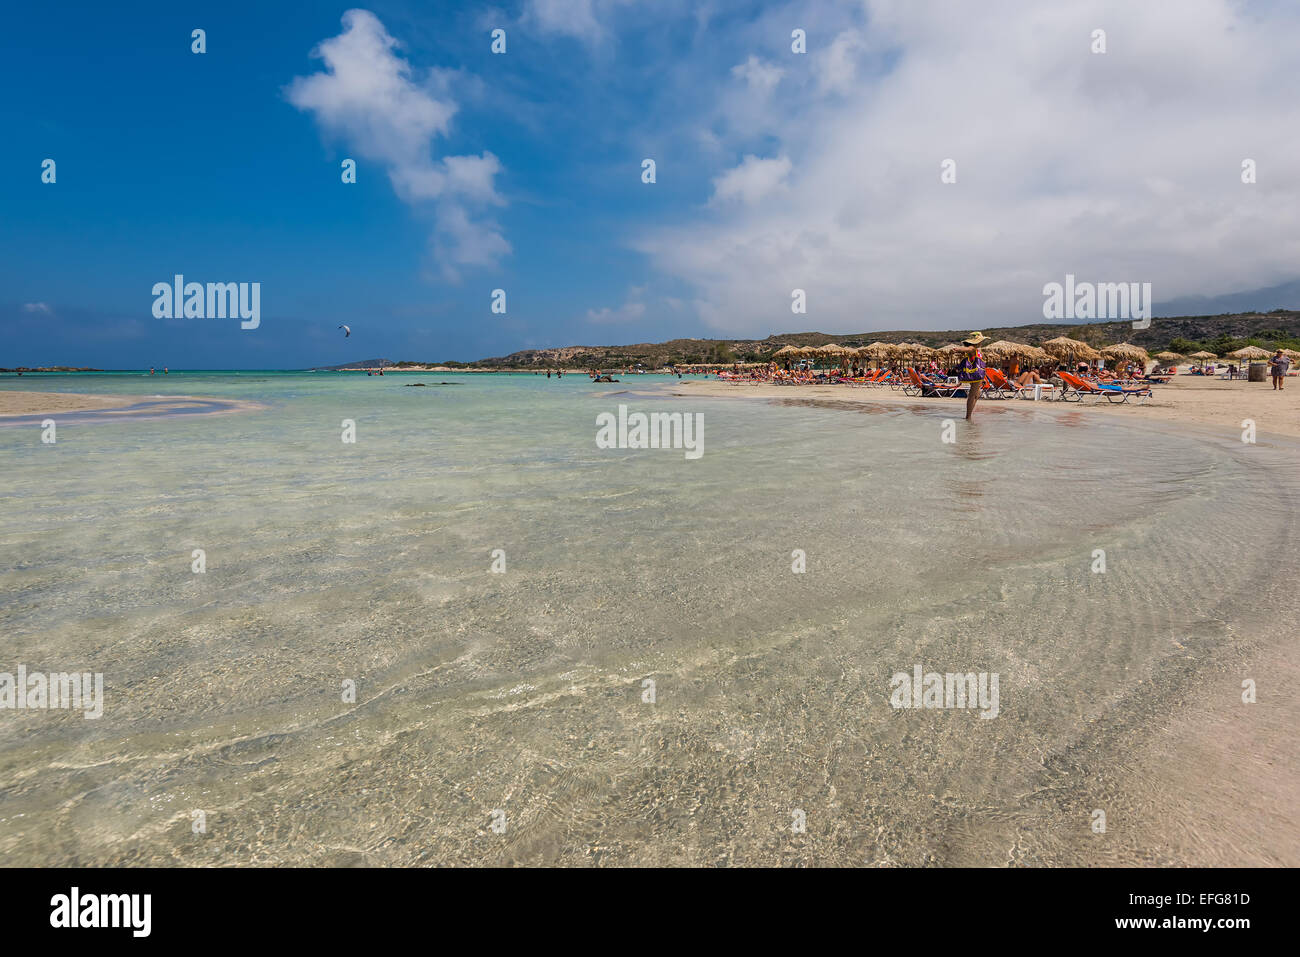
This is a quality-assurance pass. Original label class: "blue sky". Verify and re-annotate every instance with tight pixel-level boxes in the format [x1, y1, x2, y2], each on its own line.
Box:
[4, 1, 1300, 368]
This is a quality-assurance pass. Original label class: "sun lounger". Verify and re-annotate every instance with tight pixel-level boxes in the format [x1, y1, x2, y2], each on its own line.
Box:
[1057, 370, 1151, 404]
[904, 368, 964, 398]
[985, 368, 1055, 400]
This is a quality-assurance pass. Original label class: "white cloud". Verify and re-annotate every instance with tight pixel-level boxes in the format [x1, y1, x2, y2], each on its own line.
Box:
[22, 302, 52, 314]
[731, 55, 784, 94]
[587, 285, 648, 323]
[710, 155, 792, 206]
[524, 0, 621, 44]
[638, 0, 1300, 335]
[287, 9, 508, 277]
[434, 204, 510, 272]
[815, 30, 866, 95]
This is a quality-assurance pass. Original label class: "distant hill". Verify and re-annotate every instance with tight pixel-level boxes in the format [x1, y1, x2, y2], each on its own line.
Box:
[310, 358, 396, 370]
[462, 311, 1300, 368]
[0, 366, 102, 373]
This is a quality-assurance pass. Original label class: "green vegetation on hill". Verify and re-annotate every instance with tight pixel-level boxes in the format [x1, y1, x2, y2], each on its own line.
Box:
[460, 310, 1300, 368]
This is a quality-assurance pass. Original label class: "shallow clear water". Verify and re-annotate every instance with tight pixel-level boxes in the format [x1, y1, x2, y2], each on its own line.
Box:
[1, 372, 1296, 865]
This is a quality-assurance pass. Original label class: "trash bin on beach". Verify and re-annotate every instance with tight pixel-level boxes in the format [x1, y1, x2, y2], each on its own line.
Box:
[1248, 363, 1266, 382]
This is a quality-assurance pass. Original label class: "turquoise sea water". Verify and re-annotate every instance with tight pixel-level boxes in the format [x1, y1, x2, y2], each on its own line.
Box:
[1, 372, 1297, 865]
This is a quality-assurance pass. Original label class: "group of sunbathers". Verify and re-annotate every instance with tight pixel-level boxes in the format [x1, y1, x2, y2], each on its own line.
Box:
[718, 358, 1162, 395]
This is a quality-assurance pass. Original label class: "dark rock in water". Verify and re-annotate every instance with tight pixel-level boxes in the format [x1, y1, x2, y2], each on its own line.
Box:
[404, 383, 427, 387]
[436, 382, 461, 385]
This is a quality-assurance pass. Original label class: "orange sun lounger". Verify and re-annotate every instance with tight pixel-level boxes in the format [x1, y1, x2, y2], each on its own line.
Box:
[1057, 370, 1151, 404]
[985, 368, 1056, 400]
[904, 368, 965, 398]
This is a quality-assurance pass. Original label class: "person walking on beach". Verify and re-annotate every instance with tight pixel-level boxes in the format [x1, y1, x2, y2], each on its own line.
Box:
[958, 332, 987, 420]
[1269, 350, 1290, 390]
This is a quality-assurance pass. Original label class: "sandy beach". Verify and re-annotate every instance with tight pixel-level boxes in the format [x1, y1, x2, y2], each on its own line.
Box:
[0, 390, 143, 417]
[672, 374, 1300, 440]
[0, 390, 263, 421]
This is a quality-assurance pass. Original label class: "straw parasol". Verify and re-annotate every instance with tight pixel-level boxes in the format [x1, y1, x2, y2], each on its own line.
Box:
[1043, 336, 1102, 361]
[1154, 351, 1183, 362]
[899, 342, 935, 360]
[1101, 342, 1150, 363]
[771, 344, 802, 358]
[981, 339, 1033, 360]
[858, 341, 897, 367]
[1281, 348, 1300, 361]
[819, 342, 854, 368]
[1228, 346, 1272, 360]
[1189, 350, 1217, 359]
[1101, 343, 1150, 373]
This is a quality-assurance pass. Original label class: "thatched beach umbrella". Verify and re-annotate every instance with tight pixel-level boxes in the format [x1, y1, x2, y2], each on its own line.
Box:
[1153, 351, 1183, 372]
[1043, 336, 1102, 361]
[1101, 342, 1150, 363]
[980, 341, 1044, 374]
[849, 344, 879, 367]
[1227, 346, 1271, 378]
[982, 339, 1032, 360]
[816, 342, 852, 369]
[899, 342, 935, 362]
[1188, 350, 1216, 371]
[862, 341, 896, 358]
[772, 344, 802, 358]
[859, 341, 897, 368]
[1101, 342, 1150, 374]
[1228, 346, 1272, 360]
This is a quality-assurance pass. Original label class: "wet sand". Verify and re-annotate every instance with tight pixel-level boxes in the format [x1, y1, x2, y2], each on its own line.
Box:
[0, 391, 142, 417]
[0, 391, 261, 422]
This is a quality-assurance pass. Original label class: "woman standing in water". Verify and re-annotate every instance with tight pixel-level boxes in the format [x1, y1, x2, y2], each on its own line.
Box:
[958, 332, 987, 420]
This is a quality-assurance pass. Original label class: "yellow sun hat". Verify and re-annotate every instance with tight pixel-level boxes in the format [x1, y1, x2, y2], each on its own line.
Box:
[962, 331, 987, 346]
